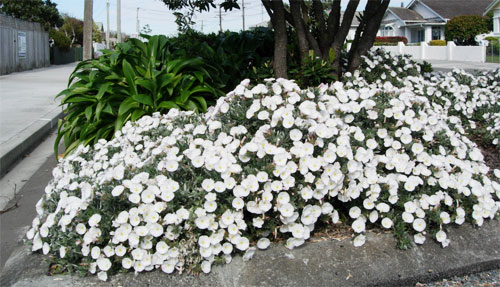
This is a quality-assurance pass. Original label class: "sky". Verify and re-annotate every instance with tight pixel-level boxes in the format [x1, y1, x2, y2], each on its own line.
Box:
[52, 0, 413, 37]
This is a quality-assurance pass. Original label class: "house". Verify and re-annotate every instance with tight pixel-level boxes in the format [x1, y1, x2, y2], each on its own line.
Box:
[484, 0, 500, 35]
[380, 0, 494, 43]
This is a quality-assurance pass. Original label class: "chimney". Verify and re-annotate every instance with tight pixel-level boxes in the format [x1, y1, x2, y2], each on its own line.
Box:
[401, 2, 404, 7]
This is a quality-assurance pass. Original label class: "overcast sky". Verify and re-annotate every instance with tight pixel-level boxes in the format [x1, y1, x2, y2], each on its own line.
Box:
[52, 0, 413, 36]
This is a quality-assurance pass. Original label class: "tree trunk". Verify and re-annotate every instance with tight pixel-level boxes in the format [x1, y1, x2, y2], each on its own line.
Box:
[330, 0, 359, 78]
[270, 0, 288, 79]
[290, 1, 309, 64]
[347, 0, 390, 72]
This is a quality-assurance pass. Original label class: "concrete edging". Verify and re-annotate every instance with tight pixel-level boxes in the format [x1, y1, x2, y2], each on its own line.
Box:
[0, 109, 63, 178]
[1, 219, 499, 287]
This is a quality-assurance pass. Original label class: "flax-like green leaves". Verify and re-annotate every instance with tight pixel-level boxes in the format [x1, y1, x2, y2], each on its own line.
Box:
[55, 35, 223, 156]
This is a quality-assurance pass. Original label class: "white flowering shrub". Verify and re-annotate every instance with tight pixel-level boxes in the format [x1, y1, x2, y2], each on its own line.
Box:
[26, 53, 500, 281]
[355, 49, 500, 149]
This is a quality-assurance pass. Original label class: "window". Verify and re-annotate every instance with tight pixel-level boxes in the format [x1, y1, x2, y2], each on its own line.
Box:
[432, 26, 441, 40]
[417, 30, 425, 42]
[383, 26, 394, 37]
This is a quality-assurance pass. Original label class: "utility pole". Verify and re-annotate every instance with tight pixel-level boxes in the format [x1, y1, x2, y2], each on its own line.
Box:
[117, 0, 122, 43]
[83, 0, 93, 60]
[136, 8, 140, 37]
[219, 5, 222, 33]
[242, 0, 245, 31]
[106, 0, 110, 49]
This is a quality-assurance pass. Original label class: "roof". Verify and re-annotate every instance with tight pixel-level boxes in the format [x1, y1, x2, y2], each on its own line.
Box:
[340, 11, 362, 26]
[418, 0, 494, 19]
[388, 7, 425, 21]
[484, 0, 500, 15]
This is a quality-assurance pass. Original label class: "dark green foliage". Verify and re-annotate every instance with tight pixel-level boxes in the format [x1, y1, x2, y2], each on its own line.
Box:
[289, 50, 337, 87]
[55, 35, 222, 156]
[445, 15, 490, 46]
[166, 28, 275, 93]
[0, 0, 63, 30]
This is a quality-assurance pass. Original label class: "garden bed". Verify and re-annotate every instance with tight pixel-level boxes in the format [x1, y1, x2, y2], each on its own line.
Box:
[24, 50, 500, 281]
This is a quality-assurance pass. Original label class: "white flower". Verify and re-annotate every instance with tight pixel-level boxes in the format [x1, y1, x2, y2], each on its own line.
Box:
[353, 234, 366, 247]
[201, 261, 211, 273]
[202, 179, 215, 192]
[352, 218, 366, 233]
[369, 210, 379, 223]
[413, 218, 426, 232]
[381, 218, 393, 229]
[494, 169, 500, 179]
[435, 230, 447, 243]
[242, 247, 256, 261]
[414, 233, 426, 244]
[257, 238, 270, 250]
[97, 271, 108, 282]
[75, 223, 87, 235]
[97, 258, 112, 271]
[236, 236, 250, 251]
[112, 165, 125, 180]
[115, 245, 126, 256]
[290, 129, 303, 141]
[161, 259, 177, 274]
[112, 185, 125, 196]
[279, 203, 294, 217]
[204, 201, 217, 212]
[232, 197, 245, 210]
[402, 212, 414, 223]
[349, 206, 362, 219]
[165, 160, 179, 172]
[88, 214, 102, 227]
[440, 212, 450, 224]
[122, 257, 133, 269]
[91, 246, 101, 259]
[222, 242, 233, 254]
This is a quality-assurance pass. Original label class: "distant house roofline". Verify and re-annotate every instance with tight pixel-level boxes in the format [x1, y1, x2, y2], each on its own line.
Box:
[484, 0, 500, 15]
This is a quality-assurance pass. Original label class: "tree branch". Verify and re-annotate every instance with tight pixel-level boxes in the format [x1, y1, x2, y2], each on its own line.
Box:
[326, 0, 341, 41]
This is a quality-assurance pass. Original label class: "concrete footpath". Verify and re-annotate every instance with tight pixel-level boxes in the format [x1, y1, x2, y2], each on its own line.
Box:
[0, 63, 76, 208]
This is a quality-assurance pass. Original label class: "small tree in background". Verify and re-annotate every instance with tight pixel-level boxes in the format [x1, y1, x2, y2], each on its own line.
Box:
[0, 0, 63, 30]
[445, 15, 490, 46]
[60, 15, 84, 46]
[92, 22, 103, 43]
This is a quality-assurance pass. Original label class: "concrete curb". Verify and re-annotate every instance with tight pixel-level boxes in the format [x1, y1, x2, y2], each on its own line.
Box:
[0, 108, 62, 178]
[1, 219, 499, 287]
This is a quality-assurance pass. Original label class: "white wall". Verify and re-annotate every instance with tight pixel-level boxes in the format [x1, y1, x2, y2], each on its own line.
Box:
[425, 46, 447, 60]
[375, 41, 486, 62]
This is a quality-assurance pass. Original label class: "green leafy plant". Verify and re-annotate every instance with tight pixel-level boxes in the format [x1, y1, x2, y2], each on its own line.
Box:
[445, 15, 490, 46]
[289, 49, 337, 87]
[428, 40, 446, 46]
[55, 34, 222, 156]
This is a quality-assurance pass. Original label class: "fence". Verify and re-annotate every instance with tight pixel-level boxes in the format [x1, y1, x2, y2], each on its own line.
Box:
[0, 15, 50, 75]
[376, 42, 487, 63]
[51, 46, 83, 65]
[486, 41, 500, 63]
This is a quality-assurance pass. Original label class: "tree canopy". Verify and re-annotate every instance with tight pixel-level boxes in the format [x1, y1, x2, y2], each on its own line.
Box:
[0, 0, 63, 30]
[445, 15, 490, 46]
[160, 0, 390, 80]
